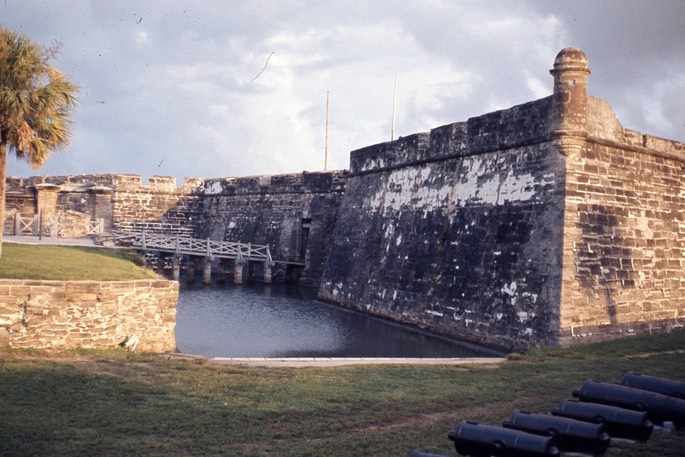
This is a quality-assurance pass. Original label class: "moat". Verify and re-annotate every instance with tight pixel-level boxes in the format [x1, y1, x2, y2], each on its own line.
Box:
[175, 284, 490, 358]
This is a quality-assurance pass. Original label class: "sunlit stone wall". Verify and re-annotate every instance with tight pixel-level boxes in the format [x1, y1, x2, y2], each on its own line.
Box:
[0, 279, 177, 351]
[559, 99, 685, 344]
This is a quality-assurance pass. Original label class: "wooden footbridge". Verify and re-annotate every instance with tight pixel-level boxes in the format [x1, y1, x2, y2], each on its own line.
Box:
[111, 231, 298, 284]
[111, 231, 273, 263]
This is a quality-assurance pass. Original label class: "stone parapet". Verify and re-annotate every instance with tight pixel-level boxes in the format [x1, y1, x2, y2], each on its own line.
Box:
[201, 170, 347, 196]
[0, 279, 177, 352]
[349, 97, 554, 176]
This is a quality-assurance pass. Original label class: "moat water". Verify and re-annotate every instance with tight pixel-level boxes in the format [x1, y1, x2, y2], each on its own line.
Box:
[175, 283, 490, 358]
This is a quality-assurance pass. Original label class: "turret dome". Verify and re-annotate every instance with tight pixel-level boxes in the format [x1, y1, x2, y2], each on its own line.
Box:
[551, 47, 590, 73]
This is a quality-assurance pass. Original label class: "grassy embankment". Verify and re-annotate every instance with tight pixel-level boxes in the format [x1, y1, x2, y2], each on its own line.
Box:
[1, 331, 684, 456]
[0, 242, 156, 280]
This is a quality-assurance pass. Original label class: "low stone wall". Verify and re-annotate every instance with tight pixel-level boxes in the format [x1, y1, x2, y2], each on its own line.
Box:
[0, 279, 178, 352]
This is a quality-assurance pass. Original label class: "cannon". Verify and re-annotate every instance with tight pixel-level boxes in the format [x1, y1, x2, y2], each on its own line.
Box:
[620, 372, 685, 399]
[573, 379, 685, 428]
[502, 411, 610, 455]
[552, 399, 653, 442]
[448, 420, 560, 457]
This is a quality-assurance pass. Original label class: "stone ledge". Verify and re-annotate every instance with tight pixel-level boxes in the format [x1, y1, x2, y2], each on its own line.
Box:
[0, 278, 178, 352]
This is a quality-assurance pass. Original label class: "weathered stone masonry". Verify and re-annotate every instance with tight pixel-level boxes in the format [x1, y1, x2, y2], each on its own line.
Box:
[5, 174, 205, 238]
[319, 96, 567, 351]
[198, 171, 347, 285]
[0, 279, 177, 351]
[4, 48, 684, 351]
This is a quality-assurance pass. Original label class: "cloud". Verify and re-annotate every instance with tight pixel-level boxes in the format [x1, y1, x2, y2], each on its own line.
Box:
[3, 0, 683, 183]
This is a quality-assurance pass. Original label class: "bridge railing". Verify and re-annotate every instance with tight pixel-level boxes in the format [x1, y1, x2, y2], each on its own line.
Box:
[111, 230, 273, 263]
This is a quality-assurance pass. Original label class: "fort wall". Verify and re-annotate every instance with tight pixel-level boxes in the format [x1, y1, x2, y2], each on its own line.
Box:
[559, 100, 685, 343]
[319, 100, 567, 351]
[4, 171, 348, 286]
[198, 171, 347, 284]
[4, 174, 205, 238]
[317, 48, 684, 351]
[109, 175, 204, 236]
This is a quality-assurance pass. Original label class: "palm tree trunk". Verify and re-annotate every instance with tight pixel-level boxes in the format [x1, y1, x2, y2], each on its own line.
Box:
[0, 139, 6, 258]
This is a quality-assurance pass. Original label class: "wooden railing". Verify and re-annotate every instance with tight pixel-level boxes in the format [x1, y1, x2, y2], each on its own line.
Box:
[112, 231, 273, 263]
[14, 215, 38, 235]
[13, 214, 104, 236]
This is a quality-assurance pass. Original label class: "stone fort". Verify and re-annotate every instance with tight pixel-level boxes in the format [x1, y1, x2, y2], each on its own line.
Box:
[4, 48, 684, 352]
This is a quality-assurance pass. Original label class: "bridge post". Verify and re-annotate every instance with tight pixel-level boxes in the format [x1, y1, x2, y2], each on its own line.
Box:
[203, 257, 212, 285]
[263, 262, 275, 283]
[172, 256, 181, 281]
[233, 259, 246, 284]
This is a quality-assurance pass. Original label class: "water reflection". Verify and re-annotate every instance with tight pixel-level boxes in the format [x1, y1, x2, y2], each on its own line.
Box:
[175, 283, 489, 358]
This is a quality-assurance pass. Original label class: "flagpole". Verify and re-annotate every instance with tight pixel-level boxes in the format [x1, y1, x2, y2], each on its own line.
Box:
[324, 91, 330, 171]
[391, 72, 398, 141]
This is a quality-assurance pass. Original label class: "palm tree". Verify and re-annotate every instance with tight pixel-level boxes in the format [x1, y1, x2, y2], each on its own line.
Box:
[0, 27, 78, 257]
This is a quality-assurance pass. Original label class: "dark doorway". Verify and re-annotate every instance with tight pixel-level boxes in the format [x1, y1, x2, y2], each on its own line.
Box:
[300, 218, 311, 260]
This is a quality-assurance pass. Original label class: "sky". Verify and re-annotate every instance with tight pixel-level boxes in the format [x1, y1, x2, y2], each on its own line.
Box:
[2, 0, 684, 185]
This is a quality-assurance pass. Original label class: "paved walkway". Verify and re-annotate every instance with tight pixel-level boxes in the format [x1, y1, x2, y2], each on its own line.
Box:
[168, 353, 507, 367]
[4, 235, 97, 246]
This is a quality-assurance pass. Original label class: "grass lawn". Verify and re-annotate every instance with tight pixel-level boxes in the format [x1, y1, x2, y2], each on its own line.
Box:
[0, 242, 157, 280]
[1, 331, 684, 456]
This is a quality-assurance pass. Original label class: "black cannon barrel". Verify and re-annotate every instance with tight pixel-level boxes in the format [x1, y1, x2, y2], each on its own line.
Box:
[448, 420, 560, 457]
[620, 372, 685, 399]
[573, 379, 685, 428]
[408, 450, 451, 457]
[502, 411, 610, 455]
[552, 399, 653, 442]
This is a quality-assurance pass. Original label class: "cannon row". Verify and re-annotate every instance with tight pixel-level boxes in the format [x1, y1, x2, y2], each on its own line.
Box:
[409, 371, 684, 457]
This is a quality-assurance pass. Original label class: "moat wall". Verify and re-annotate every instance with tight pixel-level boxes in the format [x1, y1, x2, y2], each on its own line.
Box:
[319, 100, 568, 351]
[4, 48, 684, 351]
[198, 171, 347, 285]
[0, 279, 177, 351]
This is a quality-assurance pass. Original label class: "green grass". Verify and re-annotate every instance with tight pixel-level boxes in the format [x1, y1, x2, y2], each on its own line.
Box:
[0, 242, 157, 280]
[1, 331, 684, 456]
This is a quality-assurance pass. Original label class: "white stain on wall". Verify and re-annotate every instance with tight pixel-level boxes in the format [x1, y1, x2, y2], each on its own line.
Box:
[366, 155, 553, 214]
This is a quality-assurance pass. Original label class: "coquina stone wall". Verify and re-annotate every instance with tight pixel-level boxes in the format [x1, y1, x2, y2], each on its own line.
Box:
[319, 101, 567, 351]
[110, 175, 204, 236]
[0, 279, 177, 351]
[4, 174, 205, 238]
[4, 172, 347, 285]
[559, 101, 685, 343]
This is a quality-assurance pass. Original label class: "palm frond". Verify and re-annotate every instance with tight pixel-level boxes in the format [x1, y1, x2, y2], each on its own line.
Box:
[0, 26, 79, 168]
